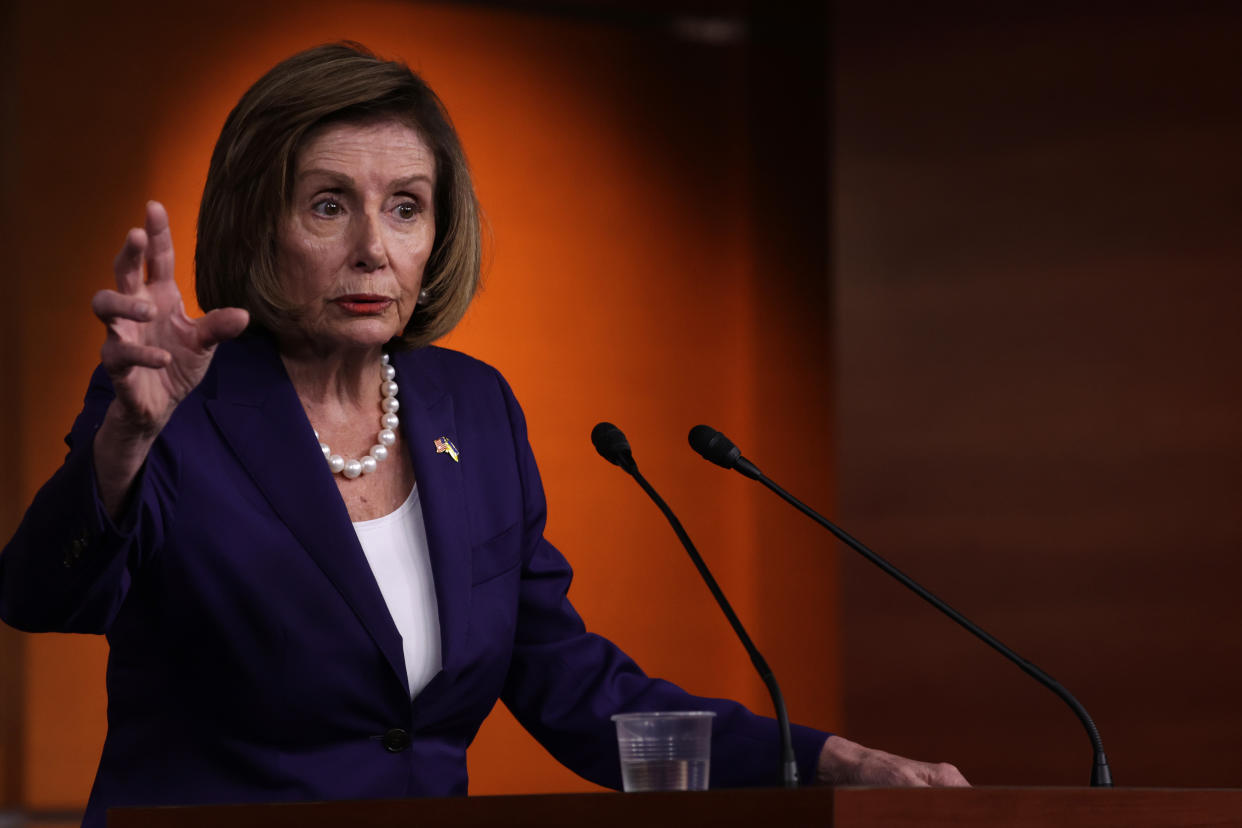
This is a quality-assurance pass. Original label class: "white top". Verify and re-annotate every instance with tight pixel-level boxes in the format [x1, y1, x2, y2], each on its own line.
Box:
[352, 485, 442, 699]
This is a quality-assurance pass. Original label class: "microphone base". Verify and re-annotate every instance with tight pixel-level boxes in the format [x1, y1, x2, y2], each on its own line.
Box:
[1091, 753, 1113, 787]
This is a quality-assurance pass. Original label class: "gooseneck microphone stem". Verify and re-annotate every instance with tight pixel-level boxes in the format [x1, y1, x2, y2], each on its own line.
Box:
[688, 426, 1112, 788]
[757, 474, 1111, 787]
[591, 423, 799, 788]
[628, 468, 800, 788]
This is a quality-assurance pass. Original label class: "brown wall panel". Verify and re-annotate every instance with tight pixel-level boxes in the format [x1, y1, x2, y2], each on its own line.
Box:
[834, 2, 1242, 786]
[4, 0, 838, 810]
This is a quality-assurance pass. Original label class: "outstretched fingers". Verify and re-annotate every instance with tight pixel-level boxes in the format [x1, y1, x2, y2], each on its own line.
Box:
[113, 228, 148, 294]
[100, 338, 172, 374]
[196, 307, 250, 349]
[143, 201, 176, 284]
[94, 289, 170, 374]
[92, 289, 154, 326]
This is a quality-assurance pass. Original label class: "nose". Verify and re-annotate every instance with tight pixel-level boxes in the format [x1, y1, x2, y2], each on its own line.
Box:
[351, 212, 387, 272]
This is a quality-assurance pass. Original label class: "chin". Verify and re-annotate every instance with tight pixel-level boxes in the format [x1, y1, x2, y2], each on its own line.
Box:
[321, 319, 405, 351]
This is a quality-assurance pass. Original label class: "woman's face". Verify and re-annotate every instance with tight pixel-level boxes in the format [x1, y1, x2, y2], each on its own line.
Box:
[277, 118, 436, 354]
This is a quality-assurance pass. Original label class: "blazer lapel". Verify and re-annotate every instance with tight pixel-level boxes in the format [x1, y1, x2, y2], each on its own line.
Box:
[395, 349, 472, 680]
[203, 336, 410, 696]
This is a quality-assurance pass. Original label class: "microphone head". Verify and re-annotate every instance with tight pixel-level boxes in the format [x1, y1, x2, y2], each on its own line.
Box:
[592, 422, 636, 470]
[688, 424, 742, 470]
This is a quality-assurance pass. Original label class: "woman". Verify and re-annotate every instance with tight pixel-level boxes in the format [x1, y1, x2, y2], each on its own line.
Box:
[0, 43, 964, 826]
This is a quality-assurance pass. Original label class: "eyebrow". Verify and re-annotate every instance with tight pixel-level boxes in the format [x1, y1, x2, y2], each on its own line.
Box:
[298, 168, 434, 191]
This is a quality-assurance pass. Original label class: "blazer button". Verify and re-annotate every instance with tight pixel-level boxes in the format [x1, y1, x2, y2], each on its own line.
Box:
[62, 532, 89, 569]
[383, 728, 411, 753]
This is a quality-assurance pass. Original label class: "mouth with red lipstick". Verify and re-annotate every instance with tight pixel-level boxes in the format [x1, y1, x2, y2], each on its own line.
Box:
[332, 294, 393, 314]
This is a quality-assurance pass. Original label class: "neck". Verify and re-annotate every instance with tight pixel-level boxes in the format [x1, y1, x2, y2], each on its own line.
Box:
[280, 344, 386, 407]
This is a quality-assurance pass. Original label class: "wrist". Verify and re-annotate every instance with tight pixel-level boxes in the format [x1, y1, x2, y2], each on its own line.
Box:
[817, 735, 865, 785]
[94, 402, 161, 517]
[100, 396, 166, 443]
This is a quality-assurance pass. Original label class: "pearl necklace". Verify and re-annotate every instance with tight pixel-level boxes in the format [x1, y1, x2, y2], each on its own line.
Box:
[314, 353, 399, 479]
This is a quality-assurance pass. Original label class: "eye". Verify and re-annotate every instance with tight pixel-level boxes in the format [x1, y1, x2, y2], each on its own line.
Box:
[394, 200, 422, 220]
[311, 198, 343, 217]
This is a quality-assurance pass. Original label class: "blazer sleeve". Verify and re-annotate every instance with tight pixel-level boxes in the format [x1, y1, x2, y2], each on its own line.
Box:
[0, 366, 172, 633]
[491, 373, 829, 789]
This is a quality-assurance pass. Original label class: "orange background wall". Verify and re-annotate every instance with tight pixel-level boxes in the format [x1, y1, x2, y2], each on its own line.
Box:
[1, 0, 838, 812]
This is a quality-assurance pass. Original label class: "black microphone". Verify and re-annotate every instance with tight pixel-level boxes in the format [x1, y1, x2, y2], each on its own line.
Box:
[591, 421, 637, 473]
[592, 422, 799, 788]
[689, 424, 1113, 788]
[688, 424, 761, 480]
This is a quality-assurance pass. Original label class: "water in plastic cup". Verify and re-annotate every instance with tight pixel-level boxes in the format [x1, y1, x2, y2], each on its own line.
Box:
[611, 711, 715, 792]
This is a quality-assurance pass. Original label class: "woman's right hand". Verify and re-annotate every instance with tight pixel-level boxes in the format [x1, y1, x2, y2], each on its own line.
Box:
[92, 201, 250, 437]
[91, 201, 249, 514]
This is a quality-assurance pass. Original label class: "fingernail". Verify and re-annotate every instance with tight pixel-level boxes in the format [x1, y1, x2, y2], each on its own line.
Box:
[135, 301, 151, 318]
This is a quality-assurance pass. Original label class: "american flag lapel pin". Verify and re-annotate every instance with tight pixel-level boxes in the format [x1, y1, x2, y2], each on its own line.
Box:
[434, 436, 460, 462]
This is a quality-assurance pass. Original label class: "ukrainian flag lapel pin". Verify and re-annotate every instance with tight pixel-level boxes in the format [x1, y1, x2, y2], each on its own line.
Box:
[434, 436, 460, 462]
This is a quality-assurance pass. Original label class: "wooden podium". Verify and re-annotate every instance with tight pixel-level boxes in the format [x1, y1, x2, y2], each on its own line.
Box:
[108, 787, 1242, 827]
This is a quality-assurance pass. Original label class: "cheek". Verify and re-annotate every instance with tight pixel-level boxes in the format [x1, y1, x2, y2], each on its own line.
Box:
[407, 226, 437, 270]
[388, 236, 430, 279]
[279, 237, 339, 299]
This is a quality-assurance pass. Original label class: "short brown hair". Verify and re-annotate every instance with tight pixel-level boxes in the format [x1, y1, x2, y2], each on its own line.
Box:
[196, 42, 480, 348]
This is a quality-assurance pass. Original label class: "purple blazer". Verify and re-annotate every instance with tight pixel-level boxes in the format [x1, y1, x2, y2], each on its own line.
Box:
[0, 334, 827, 827]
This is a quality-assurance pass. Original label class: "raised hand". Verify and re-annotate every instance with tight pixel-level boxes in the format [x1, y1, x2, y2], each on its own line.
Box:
[92, 201, 249, 436]
[91, 202, 249, 514]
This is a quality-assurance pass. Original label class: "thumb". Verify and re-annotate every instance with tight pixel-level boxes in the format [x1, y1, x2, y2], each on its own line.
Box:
[197, 307, 251, 349]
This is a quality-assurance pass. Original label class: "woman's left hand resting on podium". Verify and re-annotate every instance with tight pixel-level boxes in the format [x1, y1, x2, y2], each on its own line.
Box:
[818, 735, 970, 786]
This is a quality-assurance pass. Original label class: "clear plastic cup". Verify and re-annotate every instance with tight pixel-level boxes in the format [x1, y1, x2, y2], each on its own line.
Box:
[611, 711, 715, 792]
